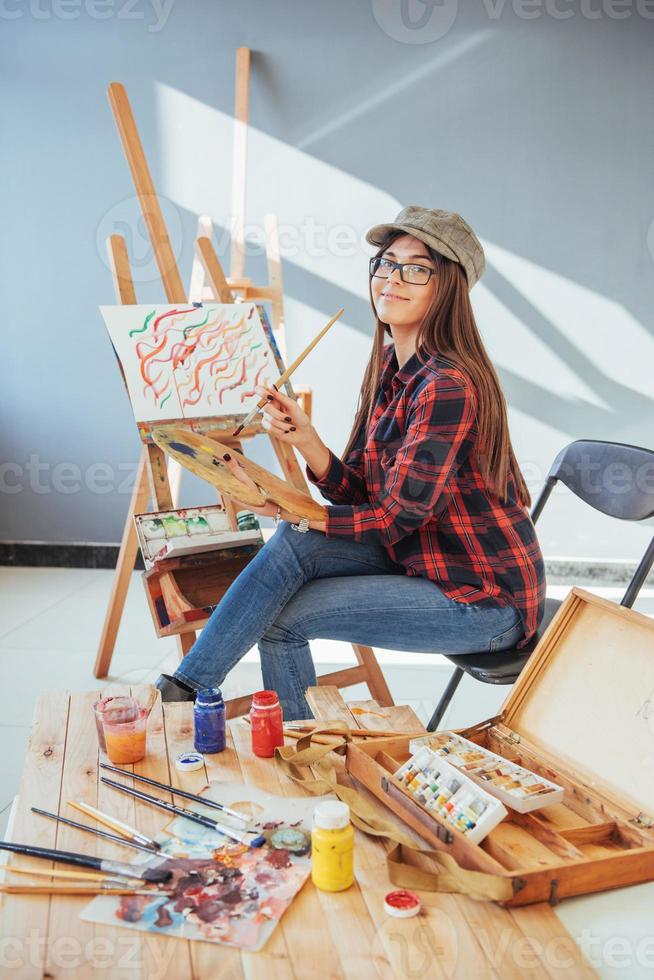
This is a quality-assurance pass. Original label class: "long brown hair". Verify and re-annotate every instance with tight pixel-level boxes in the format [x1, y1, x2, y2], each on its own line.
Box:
[343, 231, 531, 507]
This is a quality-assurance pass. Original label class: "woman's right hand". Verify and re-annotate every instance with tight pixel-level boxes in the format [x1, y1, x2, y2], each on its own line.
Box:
[256, 384, 314, 448]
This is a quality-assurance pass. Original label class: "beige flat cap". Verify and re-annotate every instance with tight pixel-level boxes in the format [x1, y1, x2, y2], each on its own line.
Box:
[366, 205, 485, 290]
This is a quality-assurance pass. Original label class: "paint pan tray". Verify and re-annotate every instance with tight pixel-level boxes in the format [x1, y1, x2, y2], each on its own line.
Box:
[135, 506, 264, 637]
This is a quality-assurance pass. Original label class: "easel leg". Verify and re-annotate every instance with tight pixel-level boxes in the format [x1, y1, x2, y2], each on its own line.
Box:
[94, 448, 149, 678]
[221, 439, 244, 530]
[352, 644, 394, 707]
[147, 444, 174, 510]
[269, 435, 312, 494]
[176, 631, 196, 661]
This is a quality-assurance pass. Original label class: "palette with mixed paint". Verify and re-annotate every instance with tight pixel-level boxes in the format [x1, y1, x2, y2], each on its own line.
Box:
[134, 505, 262, 566]
[80, 782, 326, 951]
[408, 732, 565, 813]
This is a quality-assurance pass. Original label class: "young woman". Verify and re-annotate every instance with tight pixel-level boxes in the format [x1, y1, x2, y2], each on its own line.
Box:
[156, 206, 547, 719]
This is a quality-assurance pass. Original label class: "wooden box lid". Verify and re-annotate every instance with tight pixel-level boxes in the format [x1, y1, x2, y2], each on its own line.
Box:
[499, 587, 654, 820]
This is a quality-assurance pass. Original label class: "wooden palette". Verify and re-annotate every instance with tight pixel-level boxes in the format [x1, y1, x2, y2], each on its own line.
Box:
[152, 426, 326, 521]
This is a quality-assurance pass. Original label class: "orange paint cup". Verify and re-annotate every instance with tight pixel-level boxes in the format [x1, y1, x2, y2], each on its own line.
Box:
[101, 697, 148, 764]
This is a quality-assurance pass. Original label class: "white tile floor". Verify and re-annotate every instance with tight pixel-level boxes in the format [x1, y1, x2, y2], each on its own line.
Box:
[0, 566, 653, 978]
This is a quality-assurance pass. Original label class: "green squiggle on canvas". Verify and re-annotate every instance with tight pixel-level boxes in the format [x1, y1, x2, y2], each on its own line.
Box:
[160, 392, 172, 409]
[129, 310, 156, 338]
[183, 310, 210, 339]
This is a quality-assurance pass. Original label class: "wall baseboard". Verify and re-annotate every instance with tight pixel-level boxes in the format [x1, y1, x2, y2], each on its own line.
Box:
[0, 542, 652, 586]
[0, 542, 145, 571]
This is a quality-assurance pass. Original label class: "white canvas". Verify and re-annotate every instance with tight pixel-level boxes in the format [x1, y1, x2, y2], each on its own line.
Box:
[101, 303, 277, 421]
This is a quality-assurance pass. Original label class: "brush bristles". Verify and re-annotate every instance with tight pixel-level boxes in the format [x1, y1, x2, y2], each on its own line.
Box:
[142, 867, 172, 883]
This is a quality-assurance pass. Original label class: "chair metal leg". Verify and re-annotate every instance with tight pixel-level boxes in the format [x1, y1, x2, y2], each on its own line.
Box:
[427, 667, 464, 732]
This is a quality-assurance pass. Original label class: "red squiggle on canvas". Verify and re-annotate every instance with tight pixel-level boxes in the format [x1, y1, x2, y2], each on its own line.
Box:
[130, 307, 268, 412]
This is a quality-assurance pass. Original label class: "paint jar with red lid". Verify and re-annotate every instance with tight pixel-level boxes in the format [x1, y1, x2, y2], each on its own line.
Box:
[250, 690, 284, 758]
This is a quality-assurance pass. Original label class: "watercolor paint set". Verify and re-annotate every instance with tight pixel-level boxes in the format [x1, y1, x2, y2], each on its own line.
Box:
[407, 732, 565, 813]
[393, 746, 507, 844]
[134, 505, 262, 568]
[135, 505, 264, 637]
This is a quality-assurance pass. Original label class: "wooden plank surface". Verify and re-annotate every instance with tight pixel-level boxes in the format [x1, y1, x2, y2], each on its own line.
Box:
[0, 692, 596, 979]
[0, 690, 71, 980]
[347, 701, 427, 734]
[44, 690, 101, 980]
[305, 687, 426, 736]
[305, 685, 358, 726]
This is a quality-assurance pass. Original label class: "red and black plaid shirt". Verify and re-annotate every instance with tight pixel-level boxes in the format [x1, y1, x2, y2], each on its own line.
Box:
[306, 344, 546, 649]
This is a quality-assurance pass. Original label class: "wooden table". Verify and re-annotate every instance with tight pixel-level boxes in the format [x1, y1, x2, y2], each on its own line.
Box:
[0, 687, 597, 979]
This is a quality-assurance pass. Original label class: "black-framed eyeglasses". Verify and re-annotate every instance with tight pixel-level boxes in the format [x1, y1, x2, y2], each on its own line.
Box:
[369, 256, 436, 286]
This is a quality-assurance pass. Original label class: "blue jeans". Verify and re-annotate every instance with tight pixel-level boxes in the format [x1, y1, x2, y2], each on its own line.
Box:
[174, 521, 525, 720]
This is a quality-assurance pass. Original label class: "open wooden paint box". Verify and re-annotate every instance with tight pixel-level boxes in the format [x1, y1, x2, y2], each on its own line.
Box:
[134, 505, 264, 636]
[346, 587, 654, 906]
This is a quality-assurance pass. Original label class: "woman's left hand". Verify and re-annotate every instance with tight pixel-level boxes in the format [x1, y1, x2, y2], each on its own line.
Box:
[220, 449, 328, 534]
[220, 451, 283, 519]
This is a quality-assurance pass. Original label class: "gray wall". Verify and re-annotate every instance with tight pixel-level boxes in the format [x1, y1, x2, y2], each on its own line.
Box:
[2, 0, 653, 560]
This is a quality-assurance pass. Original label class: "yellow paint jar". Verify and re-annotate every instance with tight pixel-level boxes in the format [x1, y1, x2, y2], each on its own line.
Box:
[311, 801, 354, 892]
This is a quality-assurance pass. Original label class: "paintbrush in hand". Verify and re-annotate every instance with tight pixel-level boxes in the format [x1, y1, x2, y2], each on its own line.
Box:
[232, 307, 344, 437]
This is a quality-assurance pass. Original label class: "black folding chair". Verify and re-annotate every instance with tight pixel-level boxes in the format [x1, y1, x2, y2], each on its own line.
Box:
[426, 439, 654, 732]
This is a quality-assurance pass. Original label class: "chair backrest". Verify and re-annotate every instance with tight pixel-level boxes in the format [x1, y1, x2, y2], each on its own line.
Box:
[531, 439, 654, 523]
[530, 439, 654, 610]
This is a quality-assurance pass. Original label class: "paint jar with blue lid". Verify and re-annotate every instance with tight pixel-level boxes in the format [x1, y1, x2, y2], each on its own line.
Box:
[193, 688, 226, 754]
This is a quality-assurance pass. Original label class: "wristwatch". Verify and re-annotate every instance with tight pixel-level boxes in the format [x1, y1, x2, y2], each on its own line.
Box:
[291, 516, 310, 534]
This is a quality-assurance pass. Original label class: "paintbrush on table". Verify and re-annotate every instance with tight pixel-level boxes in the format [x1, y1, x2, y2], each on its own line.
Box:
[99, 762, 247, 824]
[6, 865, 131, 884]
[282, 723, 419, 739]
[0, 884, 173, 897]
[31, 806, 161, 855]
[232, 307, 345, 437]
[66, 800, 160, 850]
[100, 777, 266, 847]
[3, 865, 173, 898]
[0, 842, 171, 884]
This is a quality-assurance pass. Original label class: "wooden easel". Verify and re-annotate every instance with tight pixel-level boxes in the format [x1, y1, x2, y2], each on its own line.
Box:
[94, 79, 291, 675]
[94, 73, 394, 716]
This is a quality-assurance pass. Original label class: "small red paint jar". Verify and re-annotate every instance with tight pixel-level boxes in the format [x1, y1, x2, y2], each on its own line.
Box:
[384, 889, 421, 918]
[250, 690, 284, 758]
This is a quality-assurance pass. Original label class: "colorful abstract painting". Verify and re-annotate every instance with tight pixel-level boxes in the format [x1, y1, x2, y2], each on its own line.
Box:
[101, 303, 276, 421]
